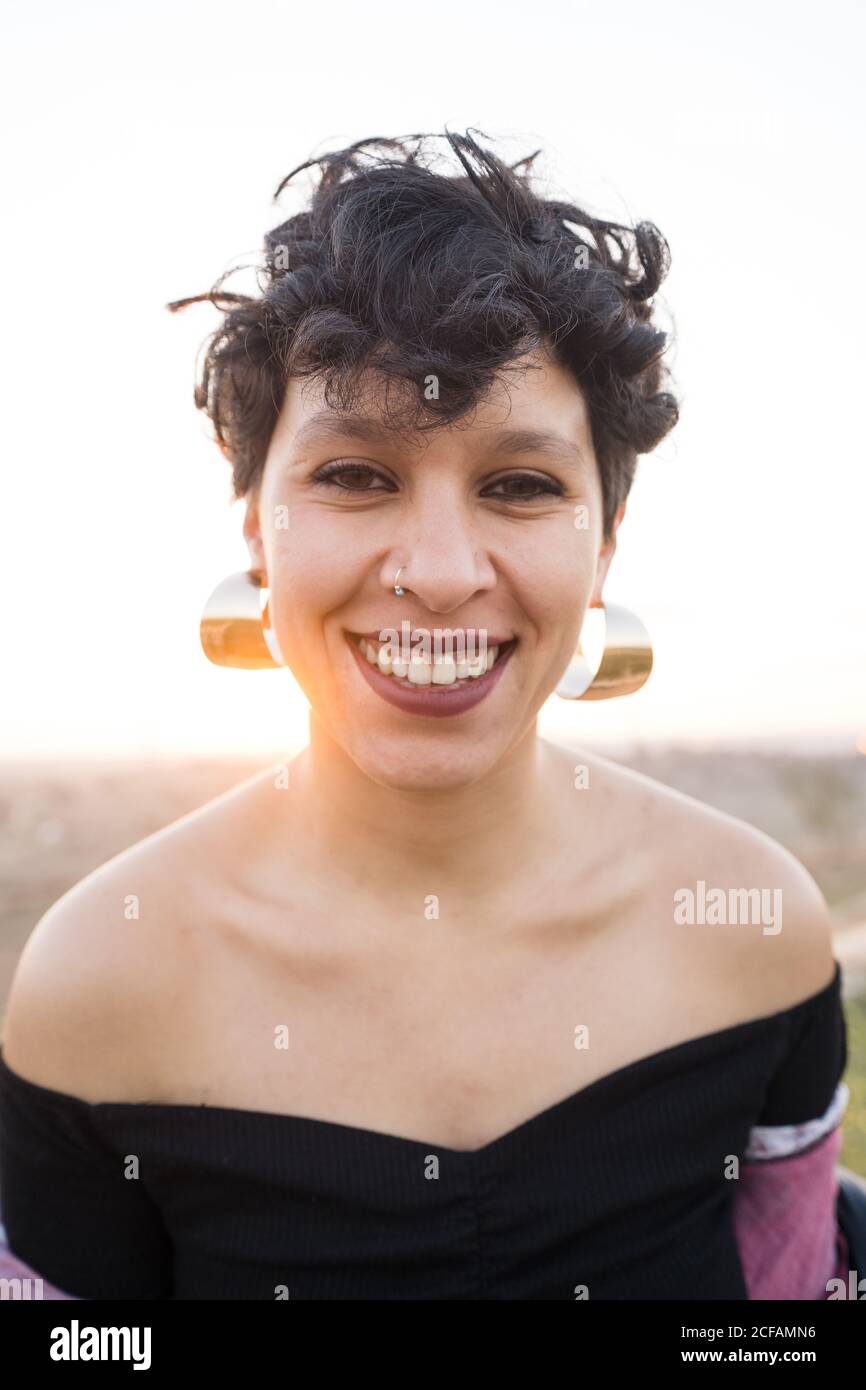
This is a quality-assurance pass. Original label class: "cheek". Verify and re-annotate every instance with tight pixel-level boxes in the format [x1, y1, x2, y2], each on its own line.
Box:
[264, 520, 360, 636]
[513, 535, 598, 650]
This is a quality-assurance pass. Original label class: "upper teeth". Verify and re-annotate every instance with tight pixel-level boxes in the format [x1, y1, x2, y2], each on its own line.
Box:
[358, 637, 501, 685]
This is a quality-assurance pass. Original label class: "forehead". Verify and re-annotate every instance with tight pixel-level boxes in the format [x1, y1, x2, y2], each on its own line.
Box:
[270, 347, 596, 467]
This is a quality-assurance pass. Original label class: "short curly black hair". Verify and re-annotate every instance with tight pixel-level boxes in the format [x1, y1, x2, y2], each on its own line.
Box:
[168, 128, 678, 538]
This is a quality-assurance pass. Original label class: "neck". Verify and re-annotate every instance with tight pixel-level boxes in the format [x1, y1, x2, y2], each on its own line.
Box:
[285, 714, 564, 904]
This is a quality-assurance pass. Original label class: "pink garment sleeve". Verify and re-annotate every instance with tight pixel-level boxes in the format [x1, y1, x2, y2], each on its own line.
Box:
[732, 1083, 850, 1300]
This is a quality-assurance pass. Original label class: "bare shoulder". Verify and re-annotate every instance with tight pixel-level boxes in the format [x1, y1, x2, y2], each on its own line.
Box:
[1, 762, 282, 1101]
[547, 740, 836, 1014]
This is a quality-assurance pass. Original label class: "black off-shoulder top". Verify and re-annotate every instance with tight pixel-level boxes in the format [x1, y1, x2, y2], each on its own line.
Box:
[0, 960, 849, 1300]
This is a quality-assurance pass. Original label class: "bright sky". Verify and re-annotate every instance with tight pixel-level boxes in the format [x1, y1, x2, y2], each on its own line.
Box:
[2, 0, 864, 758]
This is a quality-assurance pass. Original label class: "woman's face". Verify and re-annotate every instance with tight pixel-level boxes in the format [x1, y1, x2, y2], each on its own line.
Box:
[246, 346, 618, 790]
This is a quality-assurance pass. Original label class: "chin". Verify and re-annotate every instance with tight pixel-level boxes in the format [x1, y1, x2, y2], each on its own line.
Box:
[339, 727, 512, 793]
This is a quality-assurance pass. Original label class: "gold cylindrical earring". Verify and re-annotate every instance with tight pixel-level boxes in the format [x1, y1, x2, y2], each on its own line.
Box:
[555, 601, 652, 700]
[200, 570, 284, 668]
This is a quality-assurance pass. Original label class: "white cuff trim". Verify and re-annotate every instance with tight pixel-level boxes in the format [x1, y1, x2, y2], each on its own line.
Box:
[745, 1081, 849, 1161]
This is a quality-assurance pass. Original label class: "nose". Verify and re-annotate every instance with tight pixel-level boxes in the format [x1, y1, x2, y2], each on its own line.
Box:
[384, 495, 497, 613]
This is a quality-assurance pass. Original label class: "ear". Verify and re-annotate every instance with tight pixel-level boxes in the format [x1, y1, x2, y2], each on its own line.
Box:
[242, 492, 266, 573]
[589, 501, 626, 606]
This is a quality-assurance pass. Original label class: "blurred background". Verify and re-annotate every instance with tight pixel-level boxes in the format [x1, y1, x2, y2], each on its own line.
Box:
[1, 0, 864, 1165]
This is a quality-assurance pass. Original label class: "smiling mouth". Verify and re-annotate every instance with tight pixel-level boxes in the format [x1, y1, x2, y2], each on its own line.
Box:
[343, 629, 518, 718]
[346, 632, 517, 691]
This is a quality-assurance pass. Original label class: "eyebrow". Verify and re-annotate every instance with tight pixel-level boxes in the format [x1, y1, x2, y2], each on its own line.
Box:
[290, 413, 587, 468]
[483, 428, 586, 467]
[291, 414, 396, 451]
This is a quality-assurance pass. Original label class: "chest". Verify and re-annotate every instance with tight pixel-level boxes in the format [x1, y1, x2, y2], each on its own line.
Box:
[160, 902, 725, 1151]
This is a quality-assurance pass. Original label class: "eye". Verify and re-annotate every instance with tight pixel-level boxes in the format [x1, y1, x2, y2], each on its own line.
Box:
[311, 461, 396, 493]
[481, 472, 565, 502]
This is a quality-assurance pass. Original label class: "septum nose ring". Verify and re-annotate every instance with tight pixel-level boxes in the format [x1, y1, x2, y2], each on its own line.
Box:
[393, 566, 407, 597]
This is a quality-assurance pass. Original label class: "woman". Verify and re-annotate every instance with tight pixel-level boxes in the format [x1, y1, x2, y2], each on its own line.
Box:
[0, 130, 850, 1300]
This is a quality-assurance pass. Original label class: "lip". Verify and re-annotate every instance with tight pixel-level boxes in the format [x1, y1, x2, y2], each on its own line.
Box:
[352, 628, 515, 647]
[345, 633, 517, 718]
